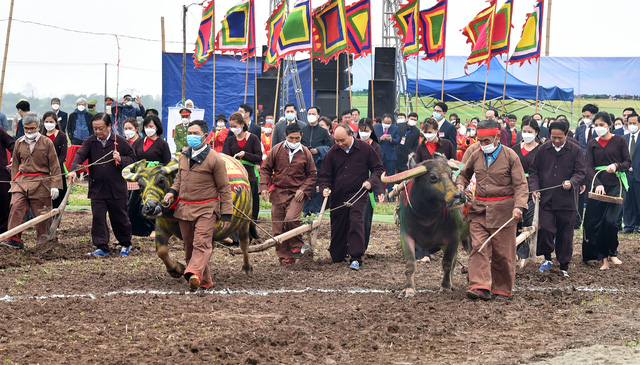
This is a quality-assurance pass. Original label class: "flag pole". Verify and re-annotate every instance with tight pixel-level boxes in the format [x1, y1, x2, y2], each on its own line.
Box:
[535, 57, 541, 113]
[415, 55, 419, 112]
[440, 57, 445, 101]
[347, 50, 352, 109]
[370, 52, 375, 120]
[0, 0, 14, 111]
[244, 57, 249, 104]
[212, 1, 216, 117]
[500, 57, 509, 116]
[274, 63, 282, 119]
[254, 54, 258, 116]
[545, 0, 552, 56]
[481, 4, 497, 117]
[440, 0, 448, 101]
[310, 57, 314, 104]
[335, 55, 340, 117]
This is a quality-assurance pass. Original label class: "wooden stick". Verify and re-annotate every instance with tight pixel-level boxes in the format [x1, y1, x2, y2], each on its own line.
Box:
[160, 16, 165, 53]
[388, 180, 408, 199]
[545, 0, 552, 57]
[370, 52, 375, 119]
[38, 181, 74, 244]
[232, 220, 321, 254]
[347, 52, 352, 109]
[500, 57, 509, 116]
[535, 56, 541, 113]
[310, 56, 314, 105]
[307, 196, 329, 252]
[415, 55, 419, 112]
[0, 208, 60, 243]
[273, 63, 281, 118]
[478, 216, 515, 252]
[529, 195, 540, 257]
[440, 56, 446, 101]
[244, 56, 249, 104]
[515, 226, 536, 246]
[335, 55, 340, 116]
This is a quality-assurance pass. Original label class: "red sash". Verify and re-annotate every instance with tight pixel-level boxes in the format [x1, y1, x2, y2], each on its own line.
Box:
[169, 195, 220, 210]
[13, 171, 45, 181]
[475, 195, 513, 201]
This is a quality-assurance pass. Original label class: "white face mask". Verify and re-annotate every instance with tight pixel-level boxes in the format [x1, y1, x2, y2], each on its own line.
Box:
[469, 129, 476, 137]
[382, 123, 391, 129]
[422, 132, 437, 142]
[126, 101, 133, 107]
[396, 118, 406, 124]
[216, 123, 225, 130]
[264, 127, 272, 134]
[52, 104, 60, 111]
[458, 126, 466, 135]
[307, 115, 318, 124]
[124, 130, 136, 139]
[230, 127, 242, 136]
[105, 105, 112, 114]
[144, 128, 156, 137]
[286, 141, 301, 150]
[44, 122, 56, 131]
[594, 126, 608, 137]
[481, 137, 498, 154]
[181, 118, 189, 126]
[359, 131, 371, 140]
[77, 105, 85, 112]
[615, 124, 623, 130]
[25, 132, 38, 140]
[522, 132, 536, 144]
[408, 120, 417, 127]
[583, 118, 592, 127]
[629, 124, 639, 134]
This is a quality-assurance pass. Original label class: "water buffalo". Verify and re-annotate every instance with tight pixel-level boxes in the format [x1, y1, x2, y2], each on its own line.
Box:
[122, 154, 254, 279]
[382, 156, 470, 298]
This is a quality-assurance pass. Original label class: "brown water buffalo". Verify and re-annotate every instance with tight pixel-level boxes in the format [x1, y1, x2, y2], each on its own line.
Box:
[382, 156, 470, 298]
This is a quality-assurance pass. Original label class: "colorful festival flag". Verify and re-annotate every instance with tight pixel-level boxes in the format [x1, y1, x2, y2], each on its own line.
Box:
[264, 1, 286, 71]
[244, 0, 255, 60]
[464, 0, 497, 74]
[193, 1, 215, 68]
[278, 0, 313, 58]
[216, 0, 251, 57]
[490, 0, 514, 57]
[345, 0, 372, 59]
[509, 0, 544, 66]
[391, 0, 421, 60]
[419, 0, 447, 61]
[312, 0, 349, 63]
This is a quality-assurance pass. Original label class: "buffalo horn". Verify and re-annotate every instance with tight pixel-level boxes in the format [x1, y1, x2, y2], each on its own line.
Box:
[381, 165, 427, 184]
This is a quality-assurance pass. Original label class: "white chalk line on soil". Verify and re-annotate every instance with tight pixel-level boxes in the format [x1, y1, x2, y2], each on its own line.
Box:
[0, 285, 637, 303]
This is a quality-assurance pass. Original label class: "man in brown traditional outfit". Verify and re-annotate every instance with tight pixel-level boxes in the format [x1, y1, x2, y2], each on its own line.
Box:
[2, 112, 62, 248]
[259, 123, 317, 264]
[164, 120, 232, 292]
[456, 119, 529, 300]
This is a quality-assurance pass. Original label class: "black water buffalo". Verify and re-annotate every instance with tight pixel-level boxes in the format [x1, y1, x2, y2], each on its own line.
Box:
[382, 156, 470, 297]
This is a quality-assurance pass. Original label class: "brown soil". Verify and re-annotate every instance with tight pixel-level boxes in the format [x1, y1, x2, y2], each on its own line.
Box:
[1, 211, 640, 364]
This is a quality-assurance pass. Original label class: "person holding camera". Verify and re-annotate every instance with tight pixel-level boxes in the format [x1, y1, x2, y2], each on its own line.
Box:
[113, 94, 144, 136]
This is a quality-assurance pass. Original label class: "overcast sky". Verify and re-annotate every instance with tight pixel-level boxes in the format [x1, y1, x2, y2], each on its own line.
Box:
[0, 0, 637, 100]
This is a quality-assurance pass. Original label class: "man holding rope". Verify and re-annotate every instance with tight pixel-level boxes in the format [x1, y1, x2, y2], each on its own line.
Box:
[319, 124, 384, 271]
[68, 113, 136, 257]
[2, 112, 62, 248]
[259, 123, 317, 264]
[456, 119, 528, 300]
[529, 121, 586, 277]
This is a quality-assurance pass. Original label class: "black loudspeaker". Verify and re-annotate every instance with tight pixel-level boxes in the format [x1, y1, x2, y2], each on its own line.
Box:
[374, 47, 397, 80]
[261, 45, 281, 78]
[312, 53, 353, 72]
[367, 80, 396, 119]
[314, 90, 351, 117]
[313, 70, 353, 91]
[256, 77, 279, 117]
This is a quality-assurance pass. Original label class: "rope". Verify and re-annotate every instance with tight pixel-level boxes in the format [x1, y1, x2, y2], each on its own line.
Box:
[0, 151, 115, 184]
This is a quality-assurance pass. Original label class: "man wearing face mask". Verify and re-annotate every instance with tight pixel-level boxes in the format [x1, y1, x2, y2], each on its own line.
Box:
[373, 113, 400, 200]
[395, 112, 421, 172]
[261, 119, 274, 160]
[113, 94, 144, 136]
[259, 123, 317, 263]
[14, 100, 30, 141]
[104, 97, 114, 115]
[173, 108, 191, 152]
[433, 102, 457, 151]
[164, 120, 233, 291]
[2, 113, 62, 249]
[301, 106, 332, 215]
[573, 104, 599, 228]
[456, 119, 528, 300]
[50, 98, 68, 134]
[396, 113, 407, 126]
[271, 103, 307, 147]
[67, 98, 93, 145]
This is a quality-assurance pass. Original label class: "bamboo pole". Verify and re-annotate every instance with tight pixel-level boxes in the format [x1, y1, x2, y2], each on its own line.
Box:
[535, 57, 541, 113]
[440, 57, 446, 101]
[480, 5, 497, 117]
[244, 56, 249, 104]
[500, 59, 509, 116]
[347, 54, 353, 109]
[370, 52, 375, 119]
[181, 5, 187, 102]
[440, 0, 448, 101]
[212, 1, 216, 116]
[310, 57, 314, 105]
[545, 0, 552, 57]
[415, 55, 419, 112]
[335, 55, 340, 116]
[273, 64, 282, 118]
[254, 54, 257, 117]
[161, 17, 165, 52]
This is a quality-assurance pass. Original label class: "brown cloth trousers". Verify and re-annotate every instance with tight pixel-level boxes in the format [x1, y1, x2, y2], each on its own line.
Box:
[271, 191, 305, 260]
[468, 215, 517, 297]
[179, 215, 216, 288]
[8, 193, 51, 241]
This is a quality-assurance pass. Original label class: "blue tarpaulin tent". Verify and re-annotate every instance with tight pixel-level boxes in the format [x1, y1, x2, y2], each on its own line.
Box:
[161, 52, 312, 137]
[406, 57, 574, 102]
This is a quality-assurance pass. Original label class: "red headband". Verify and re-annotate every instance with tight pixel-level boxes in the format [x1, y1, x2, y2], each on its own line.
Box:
[476, 128, 500, 137]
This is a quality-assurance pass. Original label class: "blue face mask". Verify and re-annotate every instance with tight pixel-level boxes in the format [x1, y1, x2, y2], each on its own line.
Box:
[187, 135, 204, 149]
[433, 112, 442, 120]
[285, 113, 296, 121]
